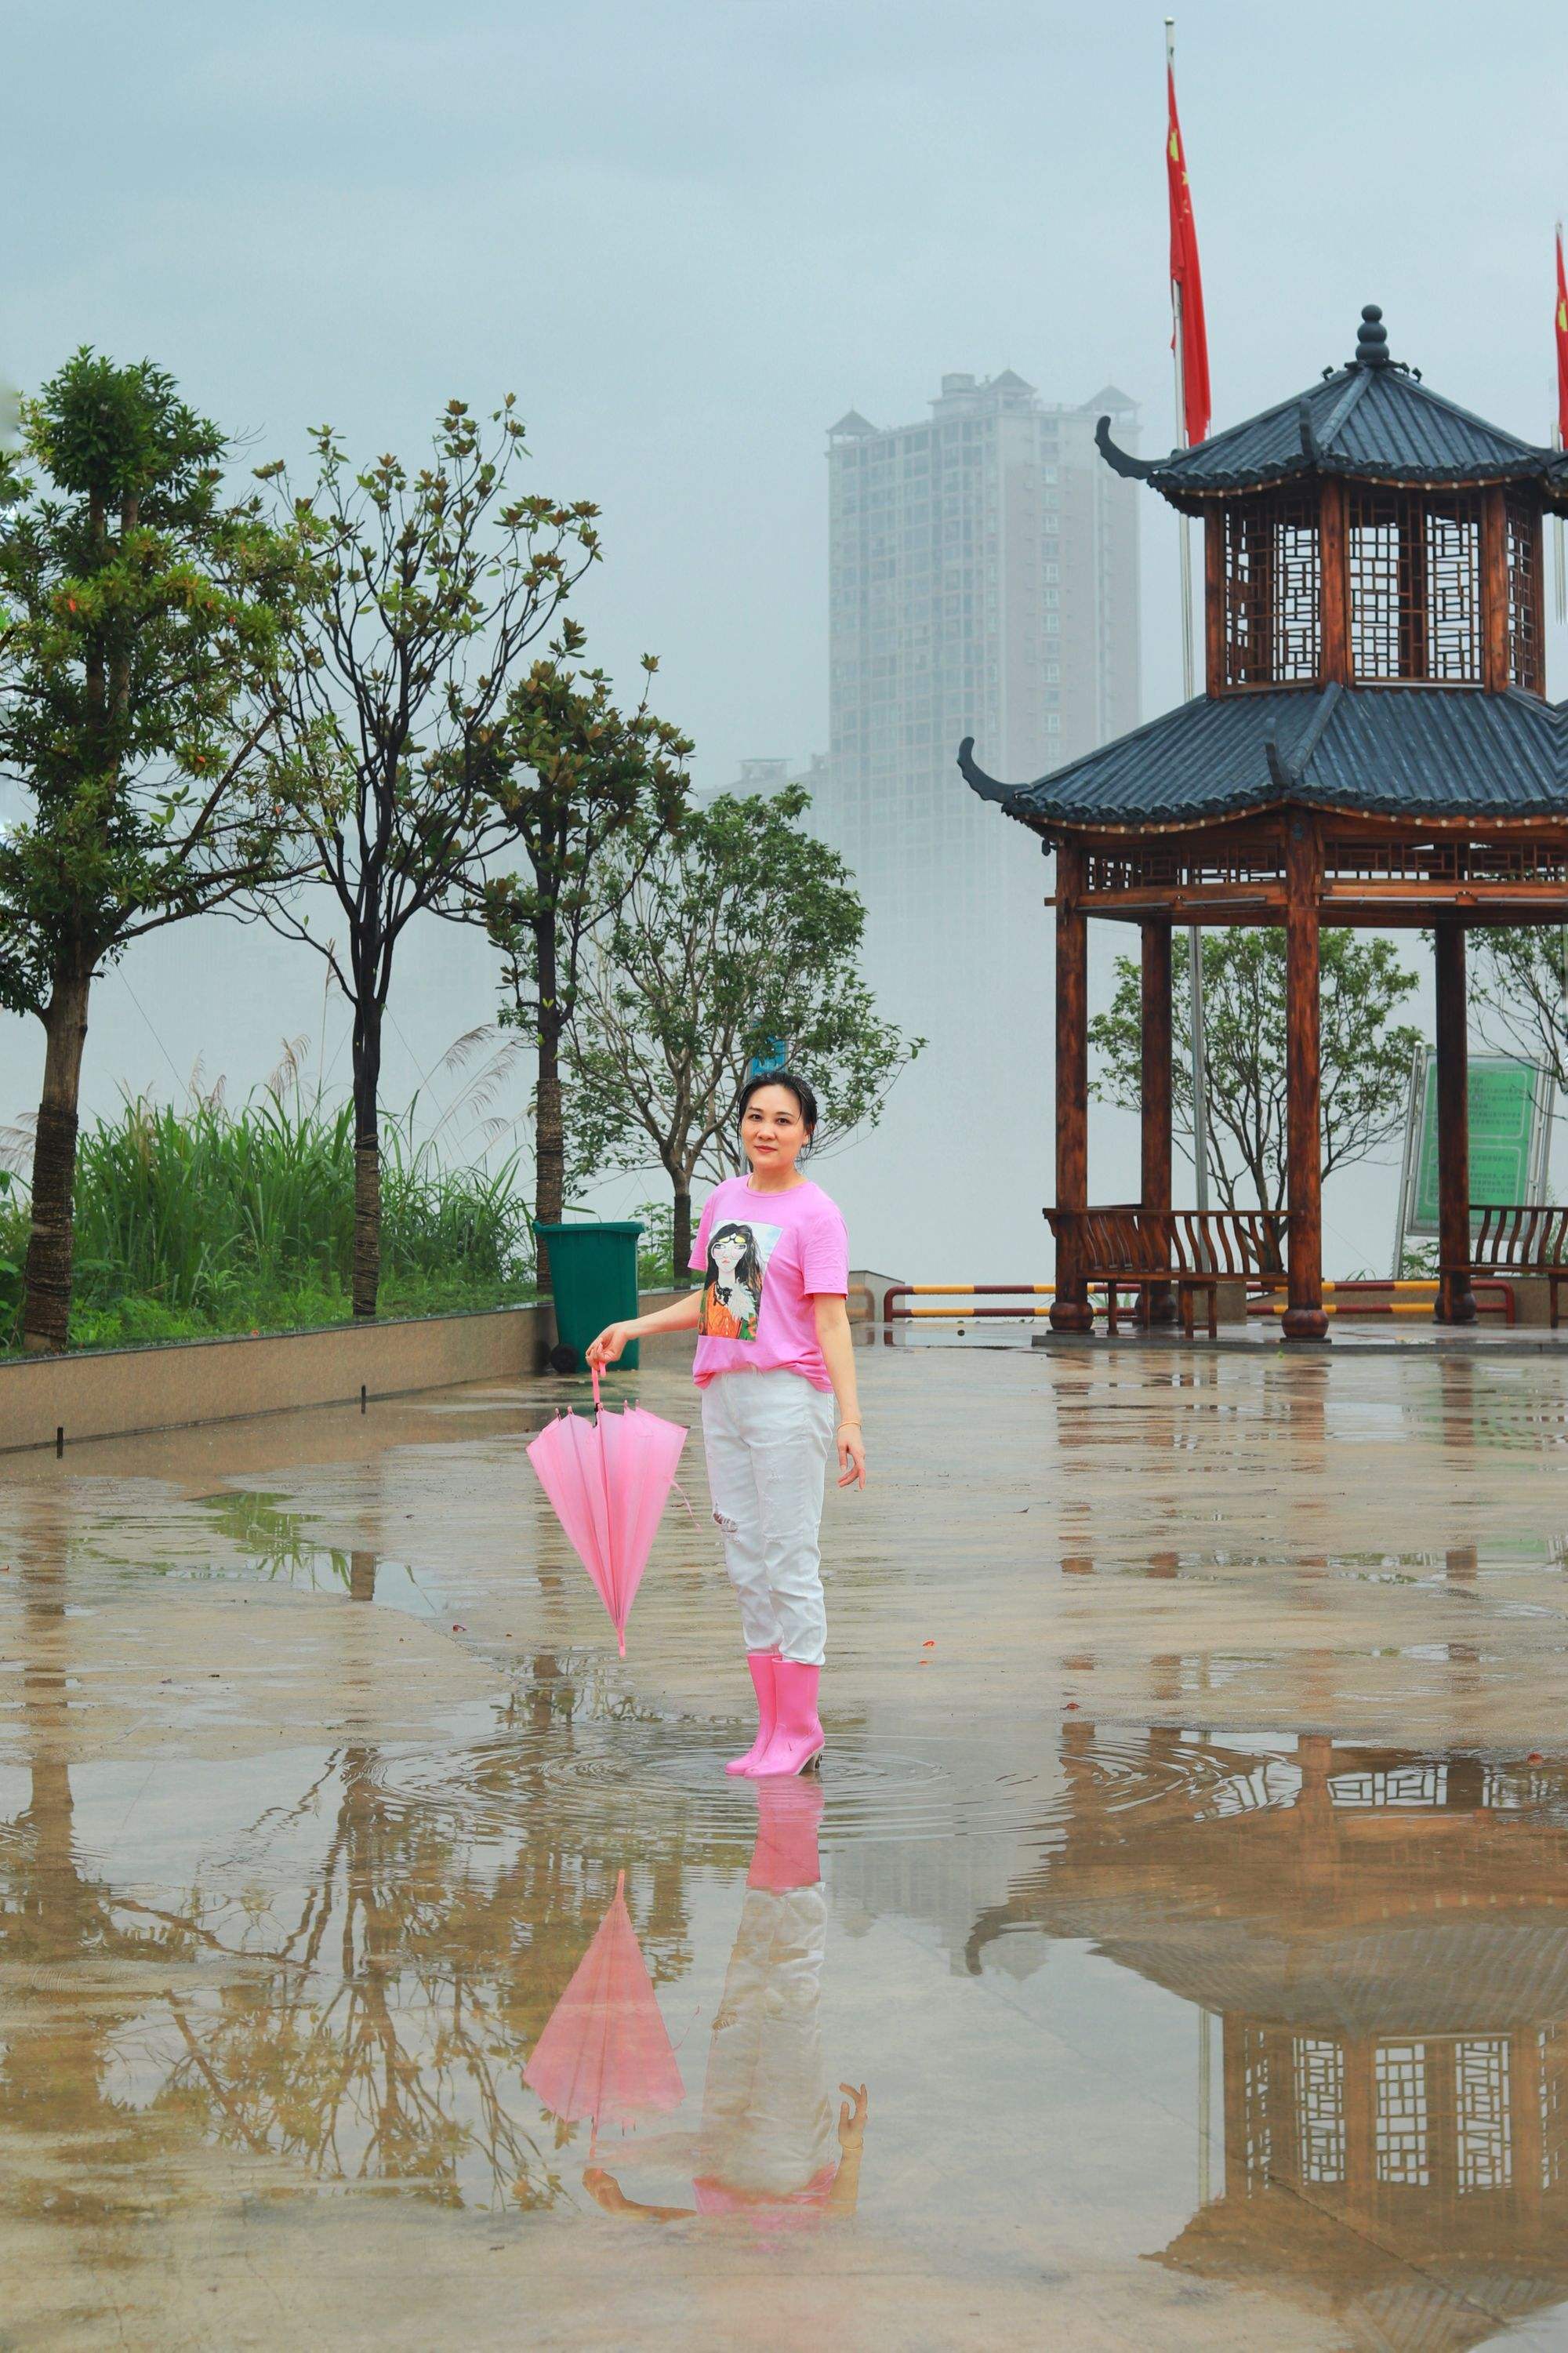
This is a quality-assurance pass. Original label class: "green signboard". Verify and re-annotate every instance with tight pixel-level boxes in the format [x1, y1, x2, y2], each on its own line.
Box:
[1407, 1052, 1552, 1236]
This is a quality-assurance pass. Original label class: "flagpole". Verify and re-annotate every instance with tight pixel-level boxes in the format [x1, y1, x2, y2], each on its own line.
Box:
[1167, 16, 1210, 1222]
[1557, 222, 1566, 625]
[1544, 217, 1553, 621]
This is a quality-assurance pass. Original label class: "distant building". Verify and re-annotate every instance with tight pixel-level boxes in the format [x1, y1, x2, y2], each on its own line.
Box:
[815, 371, 1139, 953]
[806, 371, 1142, 1278]
[716, 754, 828, 806]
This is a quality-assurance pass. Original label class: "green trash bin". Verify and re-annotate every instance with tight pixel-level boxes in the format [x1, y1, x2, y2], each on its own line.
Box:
[534, 1220, 645, 1373]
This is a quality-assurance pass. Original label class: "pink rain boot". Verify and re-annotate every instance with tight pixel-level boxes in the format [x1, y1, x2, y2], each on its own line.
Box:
[726, 1652, 780, 1776]
[754, 1660, 824, 1777]
[748, 1778, 826, 1890]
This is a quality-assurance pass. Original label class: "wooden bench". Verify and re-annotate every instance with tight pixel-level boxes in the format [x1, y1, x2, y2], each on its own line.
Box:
[1455, 1207, 1568, 1326]
[1044, 1207, 1291, 1338]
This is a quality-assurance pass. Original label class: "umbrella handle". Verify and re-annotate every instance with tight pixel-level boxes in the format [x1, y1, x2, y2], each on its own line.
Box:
[591, 1362, 601, 1416]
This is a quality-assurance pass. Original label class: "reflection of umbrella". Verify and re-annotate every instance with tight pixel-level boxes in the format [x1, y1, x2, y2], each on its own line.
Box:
[524, 1872, 684, 2138]
[526, 1367, 688, 1657]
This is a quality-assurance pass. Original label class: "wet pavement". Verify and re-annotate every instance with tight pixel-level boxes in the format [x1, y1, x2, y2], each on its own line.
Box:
[5, 1342, 1568, 2346]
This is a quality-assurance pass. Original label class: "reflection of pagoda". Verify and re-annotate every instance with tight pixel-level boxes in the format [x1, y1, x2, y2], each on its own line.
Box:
[967, 1729, 1568, 2349]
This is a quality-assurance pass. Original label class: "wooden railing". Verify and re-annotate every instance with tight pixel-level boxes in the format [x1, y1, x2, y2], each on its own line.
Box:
[1468, 1206, 1568, 1269]
[1047, 1206, 1290, 1279]
[1456, 1207, 1568, 1327]
[1043, 1206, 1292, 1338]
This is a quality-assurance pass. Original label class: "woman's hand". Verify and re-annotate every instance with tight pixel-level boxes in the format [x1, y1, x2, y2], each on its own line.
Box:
[586, 1322, 635, 1371]
[837, 1420, 866, 1489]
[583, 2165, 631, 2213]
[837, 2082, 869, 2150]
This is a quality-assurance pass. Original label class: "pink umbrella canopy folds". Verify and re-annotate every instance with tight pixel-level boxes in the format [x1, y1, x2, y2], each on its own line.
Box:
[526, 1367, 689, 1657]
[524, 1871, 684, 2137]
[524, 1364, 682, 1656]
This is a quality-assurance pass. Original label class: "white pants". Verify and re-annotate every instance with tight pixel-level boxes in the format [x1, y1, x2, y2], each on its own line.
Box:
[700, 1886, 834, 2193]
[701, 1371, 836, 1666]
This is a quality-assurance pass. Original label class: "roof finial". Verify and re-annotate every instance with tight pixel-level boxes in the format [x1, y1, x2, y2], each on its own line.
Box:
[1356, 303, 1390, 369]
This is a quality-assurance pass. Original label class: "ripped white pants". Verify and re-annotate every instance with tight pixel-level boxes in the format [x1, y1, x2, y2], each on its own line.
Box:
[701, 1370, 836, 1666]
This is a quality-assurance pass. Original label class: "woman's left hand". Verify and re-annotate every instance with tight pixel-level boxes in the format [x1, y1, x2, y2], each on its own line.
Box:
[837, 1421, 866, 1489]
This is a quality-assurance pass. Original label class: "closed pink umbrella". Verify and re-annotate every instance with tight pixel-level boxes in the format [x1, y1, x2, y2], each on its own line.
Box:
[527, 1366, 688, 1657]
[524, 1872, 684, 2139]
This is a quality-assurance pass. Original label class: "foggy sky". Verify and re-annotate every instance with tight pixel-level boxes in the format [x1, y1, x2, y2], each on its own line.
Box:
[5, 0, 1567, 1269]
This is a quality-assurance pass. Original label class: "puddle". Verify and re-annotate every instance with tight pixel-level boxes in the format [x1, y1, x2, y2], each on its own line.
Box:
[6, 1349, 1568, 2343]
[175, 1490, 443, 1618]
[3, 1712, 1568, 2347]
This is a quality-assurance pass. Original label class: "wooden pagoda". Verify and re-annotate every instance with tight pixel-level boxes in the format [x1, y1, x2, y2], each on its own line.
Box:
[967, 1723, 1568, 2349]
[962, 304, 1568, 1339]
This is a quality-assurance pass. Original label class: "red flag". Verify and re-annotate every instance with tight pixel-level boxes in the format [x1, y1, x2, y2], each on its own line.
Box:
[1555, 224, 1568, 449]
[1544, 227, 1553, 452]
[1167, 66, 1210, 449]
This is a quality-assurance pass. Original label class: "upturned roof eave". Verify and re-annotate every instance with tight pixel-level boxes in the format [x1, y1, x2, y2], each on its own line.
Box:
[960, 688, 1568, 839]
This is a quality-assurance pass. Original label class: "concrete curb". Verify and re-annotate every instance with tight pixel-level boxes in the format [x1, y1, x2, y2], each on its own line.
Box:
[0, 1289, 689, 1456]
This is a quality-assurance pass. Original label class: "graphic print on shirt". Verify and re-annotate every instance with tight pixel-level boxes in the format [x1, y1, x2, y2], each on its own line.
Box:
[699, 1220, 782, 1342]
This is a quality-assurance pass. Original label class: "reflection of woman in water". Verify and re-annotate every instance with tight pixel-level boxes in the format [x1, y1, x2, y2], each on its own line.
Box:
[583, 1785, 868, 2230]
[702, 1222, 766, 1342]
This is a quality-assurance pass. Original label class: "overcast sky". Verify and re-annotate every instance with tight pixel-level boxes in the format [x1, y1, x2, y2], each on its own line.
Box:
[5, 0, 1567, 1262]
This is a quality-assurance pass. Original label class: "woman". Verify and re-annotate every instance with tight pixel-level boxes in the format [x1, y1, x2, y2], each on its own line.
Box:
[582, 1783, 869, 2233]
[586, 1070, 866, 1777]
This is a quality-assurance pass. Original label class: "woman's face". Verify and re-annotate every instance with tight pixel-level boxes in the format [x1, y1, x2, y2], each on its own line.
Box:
[742, 1086, 810, 1175]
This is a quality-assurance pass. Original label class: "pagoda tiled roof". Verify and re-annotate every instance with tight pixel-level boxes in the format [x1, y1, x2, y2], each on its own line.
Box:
[960, 684, 1568, 831]
[1097, 304, 1568, 498]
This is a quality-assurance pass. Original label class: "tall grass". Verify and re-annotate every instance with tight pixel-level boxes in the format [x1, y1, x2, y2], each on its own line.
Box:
[0, 1082, 535, 1349]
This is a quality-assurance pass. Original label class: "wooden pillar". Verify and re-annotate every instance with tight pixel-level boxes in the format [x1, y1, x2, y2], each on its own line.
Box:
[1203, 510, 1225, 694]
[1512, 2029, 1545, 2219]
[1434, 922, 1477, 1323]
[1139, 921, 1176, 1324]
[1050, 837, 1093, 1333]
[1283, 812, 1328, 1339]
[1319, 478, 1350, 684]
[1481, 487, 1508, 690]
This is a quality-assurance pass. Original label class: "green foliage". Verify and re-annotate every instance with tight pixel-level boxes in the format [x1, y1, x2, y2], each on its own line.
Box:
[485, 645, 692, 1231]
[257, 398, 601, 1313]
[634, 1198, 676, 1290]
[565, 787, 920, 1235]
[259, 401, 601, 1032]
[1469, 927, 1568, 1086]
[486, 647, 693, 1035]
[0, 349, 303, 1019]
[0, 1091, 534, 1352]
[1089, 928, 1421, 1213]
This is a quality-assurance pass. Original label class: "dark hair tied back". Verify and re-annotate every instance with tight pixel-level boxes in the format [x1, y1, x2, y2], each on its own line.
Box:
[736, 1066, 818, 1137]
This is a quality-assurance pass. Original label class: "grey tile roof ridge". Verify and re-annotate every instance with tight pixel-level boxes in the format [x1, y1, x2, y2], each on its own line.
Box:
[961, 688, 1568, 831]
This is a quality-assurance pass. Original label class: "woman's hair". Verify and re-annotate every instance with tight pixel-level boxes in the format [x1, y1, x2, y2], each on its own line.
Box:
[736, 1067, 818, 1138]
[707, 1221, 765, 1297]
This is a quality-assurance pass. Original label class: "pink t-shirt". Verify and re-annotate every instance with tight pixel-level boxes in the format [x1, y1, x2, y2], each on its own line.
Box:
[688, 1178, 848, 1391]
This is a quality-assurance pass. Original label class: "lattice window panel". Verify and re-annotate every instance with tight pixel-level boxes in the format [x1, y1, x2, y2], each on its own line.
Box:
[1542, 2027, 1568, 2191]
[1349, 490, 1482, 682]
[1222, 495, 1320, 686]
[1376, 2043, 1431, 2184]
[1240, 2026, 1275, 2191]
[1330, 1764, 1445, 1810]
[1455, 2038, 1512, 2191]
[1507, 494, 1543, 691]
[1294, 2038, 1345, 2184]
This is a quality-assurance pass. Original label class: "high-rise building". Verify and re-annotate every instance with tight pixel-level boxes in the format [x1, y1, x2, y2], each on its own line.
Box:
[817, 369, 1139, 950]
[809, 370, 1142, 1278]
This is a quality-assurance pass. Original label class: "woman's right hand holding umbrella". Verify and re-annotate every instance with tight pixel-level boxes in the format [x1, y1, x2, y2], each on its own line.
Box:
[587, 1323, 634, 1369]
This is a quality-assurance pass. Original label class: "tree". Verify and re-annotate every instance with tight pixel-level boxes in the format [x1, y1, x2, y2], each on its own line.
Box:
[565, 787, 920, 1277]
[0, 351, 302, 1352]
[482, 646, 691, 1283]
[1089, 928, 1420, 1248]
[260, 401, 598, 1319]
[1469, 928, 1568, 1086]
